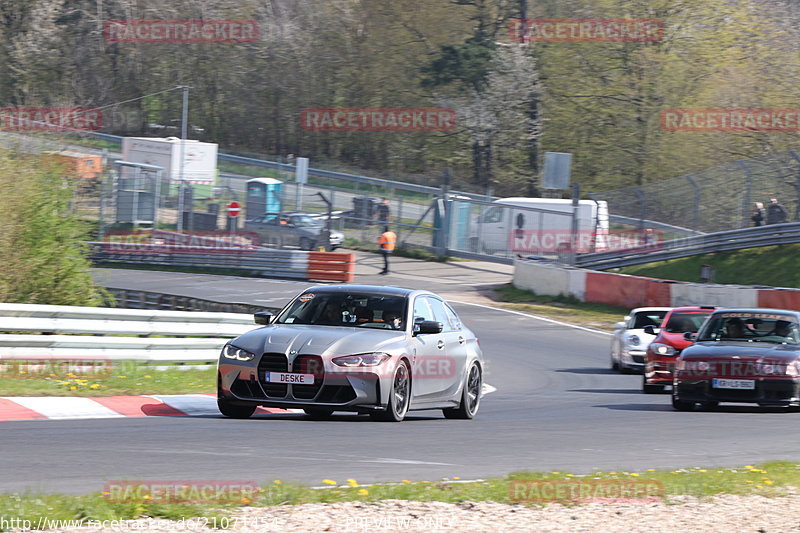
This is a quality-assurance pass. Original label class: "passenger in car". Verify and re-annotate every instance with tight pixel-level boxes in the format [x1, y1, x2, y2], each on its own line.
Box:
[318, 302, 343, 325]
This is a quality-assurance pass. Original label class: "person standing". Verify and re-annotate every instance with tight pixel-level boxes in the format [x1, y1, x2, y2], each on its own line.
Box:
[766, 197, 788, 225]
[751, 202, 765, 227]
[377, 225, 397, 275]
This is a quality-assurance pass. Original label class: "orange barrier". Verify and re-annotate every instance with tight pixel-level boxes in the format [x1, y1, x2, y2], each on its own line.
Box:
[585, 272, 672, 308]
[306, 252, 356, 282]
[757, 289, 800, 311]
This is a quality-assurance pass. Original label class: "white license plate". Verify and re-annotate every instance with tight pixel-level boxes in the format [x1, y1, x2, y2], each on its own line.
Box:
[712, 378, 755, 390]
[264, 372, 314, 385]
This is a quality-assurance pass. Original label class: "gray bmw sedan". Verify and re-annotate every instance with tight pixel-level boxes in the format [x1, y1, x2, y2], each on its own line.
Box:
[217, 285, 484, 421]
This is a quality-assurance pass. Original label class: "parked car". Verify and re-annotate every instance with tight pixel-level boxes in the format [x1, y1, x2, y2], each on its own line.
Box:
[610, 307, 671, 373]
[217, 285, 484, 422]
[672, 309, 800, 411]
[245, 212, 344, 250]
[642, 306, 718, 393]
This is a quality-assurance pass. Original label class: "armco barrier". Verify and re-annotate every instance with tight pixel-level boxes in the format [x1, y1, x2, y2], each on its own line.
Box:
[0, 303, 258, 362]
[90, 243, 356, 283]
[514, 258, 800, 310]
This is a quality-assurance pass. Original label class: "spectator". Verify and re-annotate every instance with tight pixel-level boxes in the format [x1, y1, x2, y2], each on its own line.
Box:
[766, 197, 788, 225]
[377, 225, 397, 275]
[377, 198, 391, 223]
[751, 202, 765, 226]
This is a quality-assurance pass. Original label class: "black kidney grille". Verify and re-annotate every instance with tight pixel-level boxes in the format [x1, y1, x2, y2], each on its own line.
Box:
[292, 355, 324, 399]
[258, 353, 288, 397]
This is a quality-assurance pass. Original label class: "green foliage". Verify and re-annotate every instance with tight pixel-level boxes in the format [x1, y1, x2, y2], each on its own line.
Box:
[620, 244, 800, 288]
[0, 152, 105, 305]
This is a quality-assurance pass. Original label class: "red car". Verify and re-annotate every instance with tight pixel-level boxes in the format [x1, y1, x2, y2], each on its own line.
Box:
[642, 306, 718, 393]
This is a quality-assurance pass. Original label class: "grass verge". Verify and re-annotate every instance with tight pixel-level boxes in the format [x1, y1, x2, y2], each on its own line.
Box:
[489, 284, 627, 332]
[2, 461, 797, 530]
[620, 243, 800, 288]
[0, 361, 215, 397]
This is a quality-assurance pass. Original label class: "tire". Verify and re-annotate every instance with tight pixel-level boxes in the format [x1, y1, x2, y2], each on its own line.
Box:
[217, 398, 257, 419]
[642, 374, 665, 394]
[299, 237, 315, 251]
[372, 360, 411, 422]
[671, 392, 695, 411]
[303, 408, 334, 419]
[443, 363, 482, 420]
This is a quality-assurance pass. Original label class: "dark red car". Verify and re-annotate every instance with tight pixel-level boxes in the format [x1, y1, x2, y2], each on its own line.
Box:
[642, 306, 718, 393]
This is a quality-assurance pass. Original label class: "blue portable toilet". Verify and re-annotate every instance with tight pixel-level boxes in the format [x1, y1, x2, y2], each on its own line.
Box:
[246, 178, 283, 220]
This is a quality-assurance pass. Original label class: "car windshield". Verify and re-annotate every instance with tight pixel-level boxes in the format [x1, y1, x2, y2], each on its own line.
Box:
[663, 310, 713, 333]
[290, 215, 320, 227]
[631, 310, 667, 329]
[275, 291, 408, 329]
[697, 312, 800, 344]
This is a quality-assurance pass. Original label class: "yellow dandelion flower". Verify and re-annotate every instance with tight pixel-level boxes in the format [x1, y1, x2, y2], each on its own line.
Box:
[69, 386, 77, 391]
[746, 480, 754, 484]
[401, 480, 411, 484]
[90, 384, 101, 389]
[347, 478, 358, 487]
[453, 476, 461, 480]
[49, 373, 57, 377]
[144, 375, 152, 379]
[322, 479, 336, 485]
[358, 489, 368, 496]
[566, 474, 574, 477]
[698, 469, 707, 473]
[608, 472, 617, 475]
[551, 471, 560, 475]
[143, 495, 152, 500]
[273, 480, 282, 485]
[67, 373, 76, 378]
[646, 469, 655, 472]
[764, 480, 773, 485]
[755, 485, 763, 488]
[745, 465, 754, 469]
[630, 473, 640, 477]
[241, 497, 251, 504]
[422, 481, 430, 484]
[20, 371, 27, 375]
[118, 375, 127, 379]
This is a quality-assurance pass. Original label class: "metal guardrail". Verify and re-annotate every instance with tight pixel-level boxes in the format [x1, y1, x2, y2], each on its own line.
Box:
[0, 303, 260, 362]
[105, 288, 277, 314]
[576, 222, 800, 270]
[607, 215, 704, 237]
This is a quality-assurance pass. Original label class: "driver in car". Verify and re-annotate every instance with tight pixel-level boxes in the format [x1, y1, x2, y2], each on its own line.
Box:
[383, 311, 403, 330]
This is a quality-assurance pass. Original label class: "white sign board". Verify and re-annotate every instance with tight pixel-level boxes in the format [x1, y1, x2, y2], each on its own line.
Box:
[295, 157, 309, 184]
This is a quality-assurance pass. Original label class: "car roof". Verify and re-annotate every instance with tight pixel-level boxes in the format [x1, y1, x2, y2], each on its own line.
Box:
[629, 307, 671, 313]
[709, 308, 800, 318]
[302, 284, 424, 298]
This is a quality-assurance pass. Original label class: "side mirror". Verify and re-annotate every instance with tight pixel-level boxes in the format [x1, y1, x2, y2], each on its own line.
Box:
[683, 332, 697, 341]
[254, 311, 274, 325]
[643, 325, 656, 335]
[413, 320, 443, 335]
[614, 321, 626, 330]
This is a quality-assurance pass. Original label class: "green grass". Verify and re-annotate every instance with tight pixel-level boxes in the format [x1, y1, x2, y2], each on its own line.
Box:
[1, 462, 797, 530]
[620, 244, 800, 288]
[491, 284, 628, 331]
[0, 361, 215, 397]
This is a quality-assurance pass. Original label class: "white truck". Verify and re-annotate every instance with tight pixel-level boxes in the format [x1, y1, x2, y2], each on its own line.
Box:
[468, 197, 610, 255]
[121, 136, 218, 195]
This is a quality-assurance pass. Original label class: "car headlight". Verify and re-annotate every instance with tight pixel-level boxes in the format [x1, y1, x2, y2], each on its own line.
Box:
[649, 342, 676, 357]
[332, 353, 390, 367]
[628, 335, 641, 346]
[222, 344, 256, 362]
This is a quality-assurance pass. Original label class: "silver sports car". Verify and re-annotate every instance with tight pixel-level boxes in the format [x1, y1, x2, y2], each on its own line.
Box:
[217, 285, 484, 421]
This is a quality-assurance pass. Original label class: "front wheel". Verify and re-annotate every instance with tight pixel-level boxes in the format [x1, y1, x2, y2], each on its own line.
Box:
[642, 374, 665, 394]
[217, 398, 256, 419]
[671, 393, 695, 411]
[443, 363, 482, 419]
[373, 360, 411, 422]
[299, 237, 315, 251]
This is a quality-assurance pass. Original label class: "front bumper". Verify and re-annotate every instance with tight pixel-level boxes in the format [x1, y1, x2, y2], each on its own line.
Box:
[644, 359, 676, 384]
[218, 356, 389, 412]
[674, 378, 800, 406]
[620, 348, 646, 369]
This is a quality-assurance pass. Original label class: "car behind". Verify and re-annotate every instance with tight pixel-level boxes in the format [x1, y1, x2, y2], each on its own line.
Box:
[610, 307, 670, 373]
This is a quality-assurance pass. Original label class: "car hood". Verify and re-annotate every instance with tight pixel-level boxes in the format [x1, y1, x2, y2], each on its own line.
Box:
[682, 342, 800, 361]
[229, 324, 406, 357]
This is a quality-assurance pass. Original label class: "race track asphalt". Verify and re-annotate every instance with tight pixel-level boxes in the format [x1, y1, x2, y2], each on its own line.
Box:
[1, 262, 798, 494]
